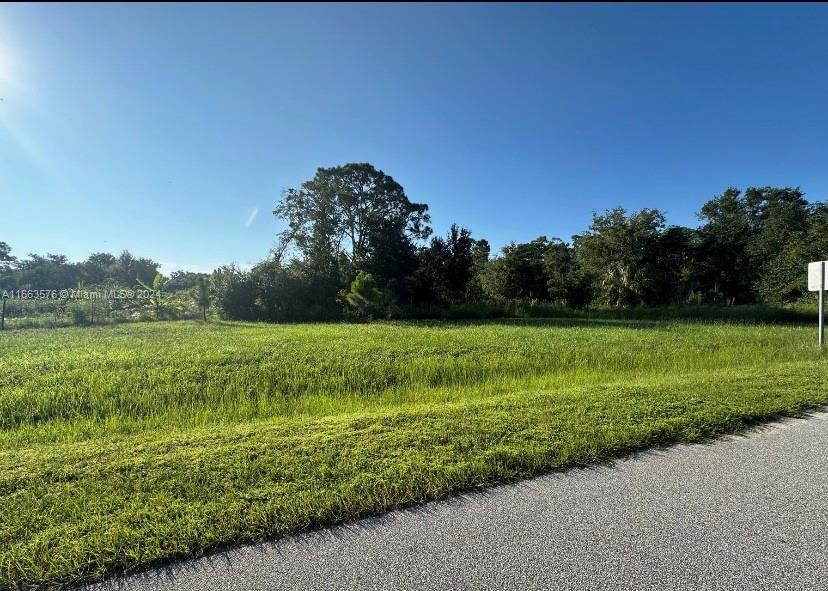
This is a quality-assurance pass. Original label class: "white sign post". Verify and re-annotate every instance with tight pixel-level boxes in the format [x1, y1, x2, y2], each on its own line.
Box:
[808, 261, 826, 347]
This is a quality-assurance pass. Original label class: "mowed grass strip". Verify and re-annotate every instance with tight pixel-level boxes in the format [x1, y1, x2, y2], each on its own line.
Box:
[2, 361, 827, 589]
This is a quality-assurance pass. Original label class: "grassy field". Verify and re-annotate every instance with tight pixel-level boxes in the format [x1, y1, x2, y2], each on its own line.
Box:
[1, 317, 827, 588]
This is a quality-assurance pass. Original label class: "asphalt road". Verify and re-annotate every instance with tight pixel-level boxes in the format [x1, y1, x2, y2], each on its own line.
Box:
[87, 412, 828, 591]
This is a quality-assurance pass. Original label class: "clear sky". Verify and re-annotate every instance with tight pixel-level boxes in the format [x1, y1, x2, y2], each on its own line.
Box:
[1, 3, 827, 272]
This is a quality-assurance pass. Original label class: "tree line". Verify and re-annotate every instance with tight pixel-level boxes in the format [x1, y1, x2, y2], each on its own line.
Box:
[213, 163, 827, 320]
[2, 162, 827, 324]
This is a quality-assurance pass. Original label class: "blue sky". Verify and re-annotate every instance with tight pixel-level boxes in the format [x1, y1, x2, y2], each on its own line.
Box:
[1, 3, 827, 272]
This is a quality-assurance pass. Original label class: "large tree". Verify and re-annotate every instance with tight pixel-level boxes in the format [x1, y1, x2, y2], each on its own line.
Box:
[695, 188, 753, 304]
[113, 251, 160, 287]
[696, 186, 811, 304]
[274, 163, 431, 285]
[415, 224, 477, 305]
[464, 238, 491, 302]
[0, 242, 15, 269]
[0, 242, 16, 290]
[80, 252, 117, 285]
[743, 186, 809, 264]
[543, 239, 591, 307]
[573, 208, 667, 308]
[756, 201, 828, 303]
[482, 237, 555, 301]
[0, 241, 15, 273]
[648, 226, 696, 307]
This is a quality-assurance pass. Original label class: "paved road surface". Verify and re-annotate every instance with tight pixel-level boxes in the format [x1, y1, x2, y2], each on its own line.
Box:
[87, 412, 828, 591]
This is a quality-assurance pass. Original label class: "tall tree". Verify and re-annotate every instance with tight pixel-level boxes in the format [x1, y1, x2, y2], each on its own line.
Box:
[461, 239, 491, 303]
[362, 221, 420, 303]
[573, 208, 666, 308]
[650, 225, 697, 305]
[0, 242, 15, 270]
[756, 201, 828, 303]
[415, 224, 476, 305]
[696, 186, 810, 304]
[0, 242, 17, 290]
[695, 188, 754, 304]
[274, 163, 431, 282]
[113, 251, 160, 287]
[543, 239, 590, 307]
[743, 186, 809, 263]
[81, 252, 117, 285]
[745, 187, 810, 302]
[482, 237, 555, 301]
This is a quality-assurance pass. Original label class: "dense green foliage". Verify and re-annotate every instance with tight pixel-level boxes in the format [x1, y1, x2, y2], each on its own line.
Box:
[1, 319, 826, 588]
[2, 164, 827, 326]
[229, 178, 826, 320]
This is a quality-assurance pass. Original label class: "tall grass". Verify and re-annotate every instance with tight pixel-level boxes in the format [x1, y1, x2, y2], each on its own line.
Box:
[1, 318, 826, 588]
[0, 319, 820, 443]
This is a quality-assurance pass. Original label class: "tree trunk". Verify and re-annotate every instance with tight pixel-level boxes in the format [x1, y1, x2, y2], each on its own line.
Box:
[202, 306, 206, 322]
[1, 297, 5, 330]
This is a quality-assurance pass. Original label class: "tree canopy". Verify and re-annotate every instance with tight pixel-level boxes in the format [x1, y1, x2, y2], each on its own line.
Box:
[274, 163, 430, 275]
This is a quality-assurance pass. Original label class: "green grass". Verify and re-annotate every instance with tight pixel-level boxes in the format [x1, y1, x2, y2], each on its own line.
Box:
[1, 318, 827, 588]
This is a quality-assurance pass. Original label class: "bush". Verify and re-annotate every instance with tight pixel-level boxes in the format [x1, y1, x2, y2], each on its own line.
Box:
[341, 272, 394, 320]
